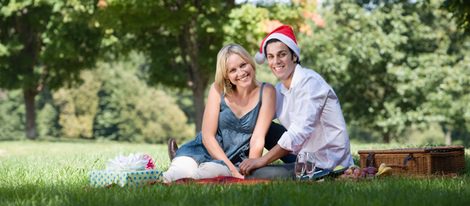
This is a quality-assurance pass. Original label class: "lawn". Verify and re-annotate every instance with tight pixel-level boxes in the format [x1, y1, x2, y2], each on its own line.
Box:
[1, 141, 469, 206]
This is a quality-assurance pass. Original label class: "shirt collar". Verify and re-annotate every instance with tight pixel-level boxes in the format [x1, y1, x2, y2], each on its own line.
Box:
[279, 64, 303, 94]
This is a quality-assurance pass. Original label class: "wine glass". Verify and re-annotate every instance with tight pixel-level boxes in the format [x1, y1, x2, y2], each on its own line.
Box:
[294, 152, 306, 180]
[304, 152, 316, 179]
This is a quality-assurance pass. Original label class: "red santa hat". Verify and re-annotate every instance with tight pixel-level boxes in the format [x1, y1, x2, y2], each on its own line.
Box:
[254, 25, 300, 64]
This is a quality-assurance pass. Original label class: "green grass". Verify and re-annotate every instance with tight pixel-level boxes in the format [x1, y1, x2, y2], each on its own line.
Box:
[1, 141, 469, 206]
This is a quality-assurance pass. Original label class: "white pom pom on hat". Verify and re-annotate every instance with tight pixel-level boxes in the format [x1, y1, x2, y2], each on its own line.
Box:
[255, 25, 300, 64]
[255, 52, 265, 64]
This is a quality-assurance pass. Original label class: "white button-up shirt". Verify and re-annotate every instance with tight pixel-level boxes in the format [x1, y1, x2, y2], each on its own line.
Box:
[276, 64, 354, 170]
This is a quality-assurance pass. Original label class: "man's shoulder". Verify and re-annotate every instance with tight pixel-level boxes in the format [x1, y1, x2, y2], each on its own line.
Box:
[297, 66, 329, 88]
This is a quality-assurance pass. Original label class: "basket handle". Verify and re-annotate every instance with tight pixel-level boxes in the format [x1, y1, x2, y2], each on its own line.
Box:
[385, 154, 415, 169]
[366, 152, 376, 167]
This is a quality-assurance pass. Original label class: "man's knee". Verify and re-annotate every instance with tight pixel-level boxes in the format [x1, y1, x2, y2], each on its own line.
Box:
[246, 163, 295, 180]
[264, 122, 286, 150]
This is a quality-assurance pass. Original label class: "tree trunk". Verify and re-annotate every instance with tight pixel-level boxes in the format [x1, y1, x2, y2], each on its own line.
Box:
[444, 129, 452, 146]
[182, 18, 207, 132]
[23, 88, 37, 139]
[191, 82, 206, 132]
[15, 14, 41, 139]
[176, 1, 236, 132]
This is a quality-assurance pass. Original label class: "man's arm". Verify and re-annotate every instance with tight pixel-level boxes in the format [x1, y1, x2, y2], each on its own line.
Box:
[276, 76, 329, 154]
[239, 144, 291, 175]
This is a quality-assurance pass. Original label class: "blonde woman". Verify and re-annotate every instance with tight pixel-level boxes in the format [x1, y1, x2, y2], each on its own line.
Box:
[162, 44, 276, 182]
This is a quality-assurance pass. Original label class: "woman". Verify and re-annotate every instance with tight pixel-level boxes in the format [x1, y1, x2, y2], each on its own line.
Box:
[162, 44, 276, 182]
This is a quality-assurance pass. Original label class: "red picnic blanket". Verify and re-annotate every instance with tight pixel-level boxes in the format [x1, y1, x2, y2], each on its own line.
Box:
[172, 176, 271, 185]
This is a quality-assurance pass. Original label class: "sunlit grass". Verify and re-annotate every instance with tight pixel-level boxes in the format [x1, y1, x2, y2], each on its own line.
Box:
[1, 141, 469, 206]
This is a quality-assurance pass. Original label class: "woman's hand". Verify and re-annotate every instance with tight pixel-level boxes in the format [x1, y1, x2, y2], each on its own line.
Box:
[231, 169, 245, 179]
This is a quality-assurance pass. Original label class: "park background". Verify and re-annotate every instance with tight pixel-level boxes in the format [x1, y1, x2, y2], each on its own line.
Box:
[1, 0, 470, 205]
[1, 0, 469, 146]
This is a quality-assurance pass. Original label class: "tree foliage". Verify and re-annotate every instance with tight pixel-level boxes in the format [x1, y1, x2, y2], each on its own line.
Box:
[53, 70, 100, 139]
[0, 90, 25, 140]
[223, 1, 309, 53]
[96, 0, 237, 132]
[0, 56, 195, 143]
[1, 0, 468, 145]
[0, 0, 106, 139]
[443, 0, 470, 33]
[303, 0, 470, 143]
[91, 59, 194, 143]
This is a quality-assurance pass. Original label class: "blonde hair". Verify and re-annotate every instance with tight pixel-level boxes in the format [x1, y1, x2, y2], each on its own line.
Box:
[214, 44, 256, 94]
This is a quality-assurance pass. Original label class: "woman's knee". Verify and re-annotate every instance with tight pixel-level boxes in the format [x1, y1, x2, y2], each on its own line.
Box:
[194, 162, 231, 179]
[163, 156, 198, 182]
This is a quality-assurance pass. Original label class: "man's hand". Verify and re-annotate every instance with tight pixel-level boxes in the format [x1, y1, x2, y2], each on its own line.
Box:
[240, 144, 291, 175]
[239, 158, 267, 175]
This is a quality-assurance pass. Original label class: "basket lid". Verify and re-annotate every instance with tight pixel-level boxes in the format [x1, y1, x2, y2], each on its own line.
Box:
[358, 145, 464, 154]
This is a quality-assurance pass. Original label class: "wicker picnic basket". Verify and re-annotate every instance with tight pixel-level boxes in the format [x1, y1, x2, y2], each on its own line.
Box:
[358, 146, 466, 175]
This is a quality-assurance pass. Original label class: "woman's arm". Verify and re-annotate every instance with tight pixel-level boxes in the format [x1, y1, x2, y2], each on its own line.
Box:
[201, 83, 243, 178]
[248, 84, 276, 158]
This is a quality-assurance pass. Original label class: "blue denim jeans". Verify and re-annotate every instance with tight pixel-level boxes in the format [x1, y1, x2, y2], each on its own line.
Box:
[246, 165, 330, 180]
[264, 122, 297, 163]
[244, 122, 298, 180]
[245, 163, 295, 180]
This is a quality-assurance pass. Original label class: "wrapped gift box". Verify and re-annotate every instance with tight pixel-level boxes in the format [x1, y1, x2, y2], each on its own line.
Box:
[89, 169, 162, 187]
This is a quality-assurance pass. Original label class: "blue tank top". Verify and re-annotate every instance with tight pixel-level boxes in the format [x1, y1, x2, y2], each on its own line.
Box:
[175, 83, 266, 166]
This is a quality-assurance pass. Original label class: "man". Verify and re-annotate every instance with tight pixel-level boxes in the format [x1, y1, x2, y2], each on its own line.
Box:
[239, 25, 353, 178]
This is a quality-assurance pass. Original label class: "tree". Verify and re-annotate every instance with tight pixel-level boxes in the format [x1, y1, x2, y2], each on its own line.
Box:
[96, 0, 236, 132]
[443, 0, 470, 33]
[223, 1, 313, 53]
[302, 0, 469, 143]
[0, 89, 25, 140]
[0, 55, 195, 142]
[0, 1, 105, 139]
[53, 70, 101, 139]
[90, 58, 194, 143]
[418, 57, 470, 145]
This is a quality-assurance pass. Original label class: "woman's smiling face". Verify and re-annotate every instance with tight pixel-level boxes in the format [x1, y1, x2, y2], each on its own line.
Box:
[226, 54, 255, 88]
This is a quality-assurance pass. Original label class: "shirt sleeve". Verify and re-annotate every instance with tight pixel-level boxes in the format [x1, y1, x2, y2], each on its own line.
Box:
[277, 77, 330, 153]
